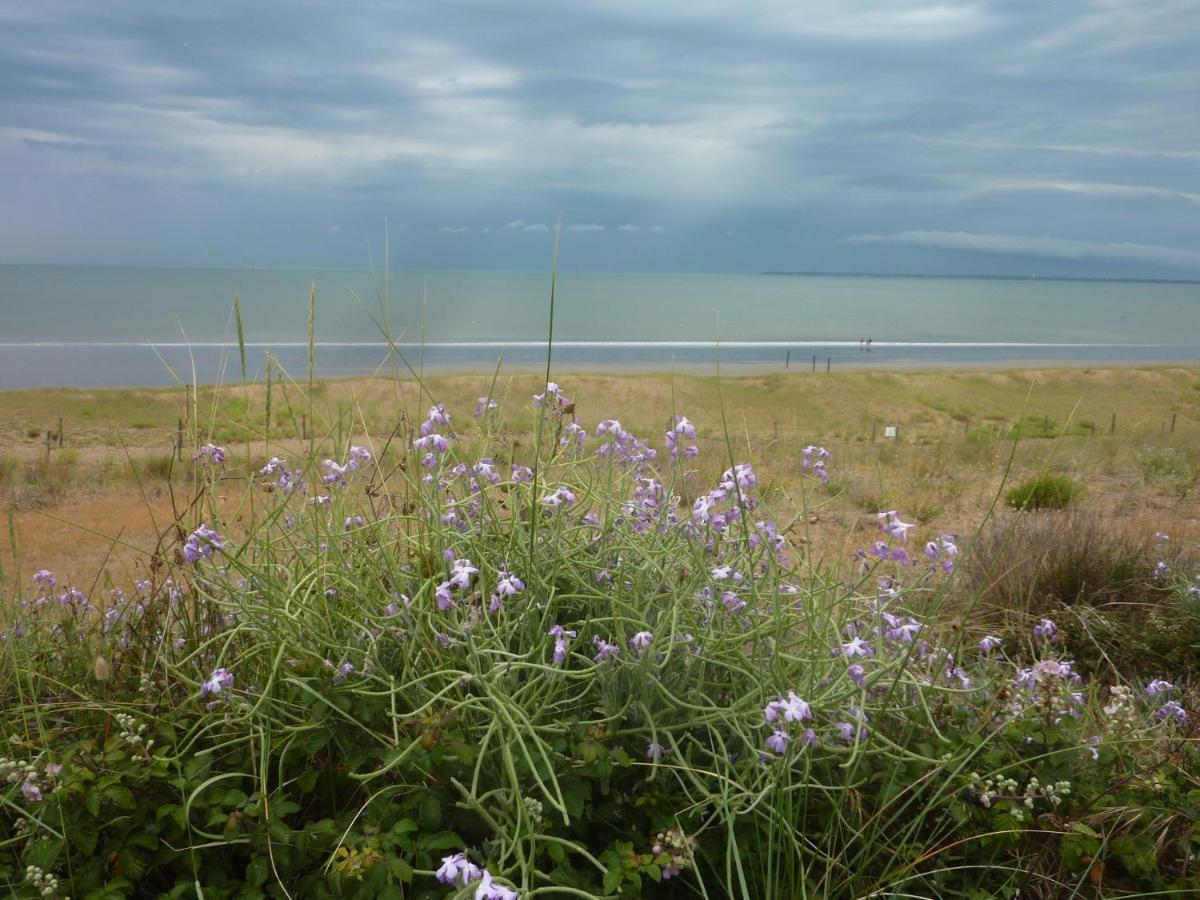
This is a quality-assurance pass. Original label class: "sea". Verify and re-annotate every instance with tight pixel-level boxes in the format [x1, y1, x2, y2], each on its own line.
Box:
[0, 266, 1197, 388]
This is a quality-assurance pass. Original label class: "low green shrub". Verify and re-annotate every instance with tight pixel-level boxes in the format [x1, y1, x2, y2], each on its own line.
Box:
[1005, 473, 1080, 509]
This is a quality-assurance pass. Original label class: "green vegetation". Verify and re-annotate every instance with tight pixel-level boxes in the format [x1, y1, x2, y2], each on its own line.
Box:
[1, 376, 1197, 898]
[1005, 473, 1082, 510]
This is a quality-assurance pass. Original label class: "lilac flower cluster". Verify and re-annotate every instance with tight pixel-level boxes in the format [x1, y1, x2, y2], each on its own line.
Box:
[1146, 679, 1188, 724]
[193, 443, 226, 465]
[489, 571, 525, 613]
[435, 558, 478, 611]
[594, 419, 657, 468]
[665, 415, 698, 461]
[540, 486, 576, 509]
[801, 445, 830, 484]
[200, 667, 233, 697]
[763, 692, 817, 755]
[923, 533, 958, 574]
[260, 457, 306, 495]
[436, 852, 520, 899]
[549, 625, 576, 664]
[532, 381, 572, 417]
[183, 524, 225, 563]
[692, 464, 759, 533]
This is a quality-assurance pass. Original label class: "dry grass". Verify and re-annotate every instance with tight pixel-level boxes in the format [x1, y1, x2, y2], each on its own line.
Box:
[2, 366, 1198, 585]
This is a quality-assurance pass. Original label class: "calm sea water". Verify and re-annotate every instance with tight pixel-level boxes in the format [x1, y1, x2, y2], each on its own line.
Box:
[1, 266, 1197, 387]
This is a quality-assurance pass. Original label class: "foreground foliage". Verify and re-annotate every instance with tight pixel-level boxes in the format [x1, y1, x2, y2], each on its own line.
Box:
[2, 384, 1198, 899]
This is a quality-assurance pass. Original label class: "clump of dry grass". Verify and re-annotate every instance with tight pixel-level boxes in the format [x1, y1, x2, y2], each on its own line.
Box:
[955, 510, 1198, 676]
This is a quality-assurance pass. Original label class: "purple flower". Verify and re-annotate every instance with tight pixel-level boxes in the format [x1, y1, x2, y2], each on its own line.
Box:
[847, 663, 866, 687]
[765, 691, 812, 724]
[348, 445, 372, 468]
[560, 421, 588, 448]
[490, 571, 525, 612]
[841, 635, 873, 658]
[978, 634, 1003, 653]
[885, 619, 922, 643]
[421, 403, 452, 436]
[646, 742, 666, 761]
[1033, 618, 1057, 641]
[201, 667, 234, 696]
[711, 565, 742, 582]
[412, 433, 449, 456]
[722, 463, 757, 492]
[593, 636, 621, 663]
[1155, 700, 1188, 724]
[878, 510, 915, 542]
[193, 443, 226, 465]
[665, 416, 699, 461]
[629, 630, 653, 650]
[721, 590, 745, 614]
[1147, 678, 1174, 696]
[21, 781, 42, 802]
[541, 486, 576, 508]
[766, 730, 790, 754]
[33, 569, 55, 589]
[474, 869, 519, 900]
[549, 625, 576, 664]
[511, 465, 533, 483]
[1153, 561, 1171, 580]
[436, 852, 483, 886]
[448, 558, 479, 589]
[183, 524, 225, 562]
[475, 396, 499, 417]
[1154, 531, 1170, 545]
[801, 445, 831, 483]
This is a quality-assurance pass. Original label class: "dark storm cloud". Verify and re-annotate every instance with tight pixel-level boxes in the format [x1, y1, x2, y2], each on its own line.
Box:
[1, 0, 1198, 274]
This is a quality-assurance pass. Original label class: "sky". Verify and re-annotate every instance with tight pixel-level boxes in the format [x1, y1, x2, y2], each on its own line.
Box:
[2, 0, 1199, 277]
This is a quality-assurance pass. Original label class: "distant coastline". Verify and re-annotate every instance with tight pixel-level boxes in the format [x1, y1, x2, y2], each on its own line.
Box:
[762, 270, 1200, 285]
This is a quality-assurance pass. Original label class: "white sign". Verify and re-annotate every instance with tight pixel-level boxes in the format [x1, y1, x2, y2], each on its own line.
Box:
[883, 426, 898, 438]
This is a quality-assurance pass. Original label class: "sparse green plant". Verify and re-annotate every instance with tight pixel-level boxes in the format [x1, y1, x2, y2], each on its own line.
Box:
[1005, 473, 1080, 509]
[1137, 445, 1194, 498]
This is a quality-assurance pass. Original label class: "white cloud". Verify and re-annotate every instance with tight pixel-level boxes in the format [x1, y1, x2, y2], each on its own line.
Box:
[617, 223, 640, 231]
[848, 230, 1200, 268]
[566, 223, 605, 233]
[440, 225, 470, 234]
[650, 225, 665, 233]
[971, 179, 1200, 205]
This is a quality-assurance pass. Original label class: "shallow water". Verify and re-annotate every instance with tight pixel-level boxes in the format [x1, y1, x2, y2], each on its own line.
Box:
[1, 267, 1196, 386]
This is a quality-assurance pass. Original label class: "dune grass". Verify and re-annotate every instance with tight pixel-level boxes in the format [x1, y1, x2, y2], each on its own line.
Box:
[1, 364, 1198, 897]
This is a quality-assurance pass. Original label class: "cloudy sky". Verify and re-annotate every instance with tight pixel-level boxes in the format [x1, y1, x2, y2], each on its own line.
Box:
[2, 0, 1199, 276]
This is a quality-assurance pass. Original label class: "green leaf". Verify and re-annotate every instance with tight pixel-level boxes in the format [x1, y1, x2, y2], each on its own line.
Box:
[418, 793, 442, 831]
[387, 857, 414, 883]
[104, 784, 135, 811]
[84, 878, 133, 900]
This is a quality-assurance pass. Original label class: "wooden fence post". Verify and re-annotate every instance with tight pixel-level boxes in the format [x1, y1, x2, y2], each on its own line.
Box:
[1110, 412, 1116, 435]
[57, 417, 64, 447]
[176, 419, 183, 461]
